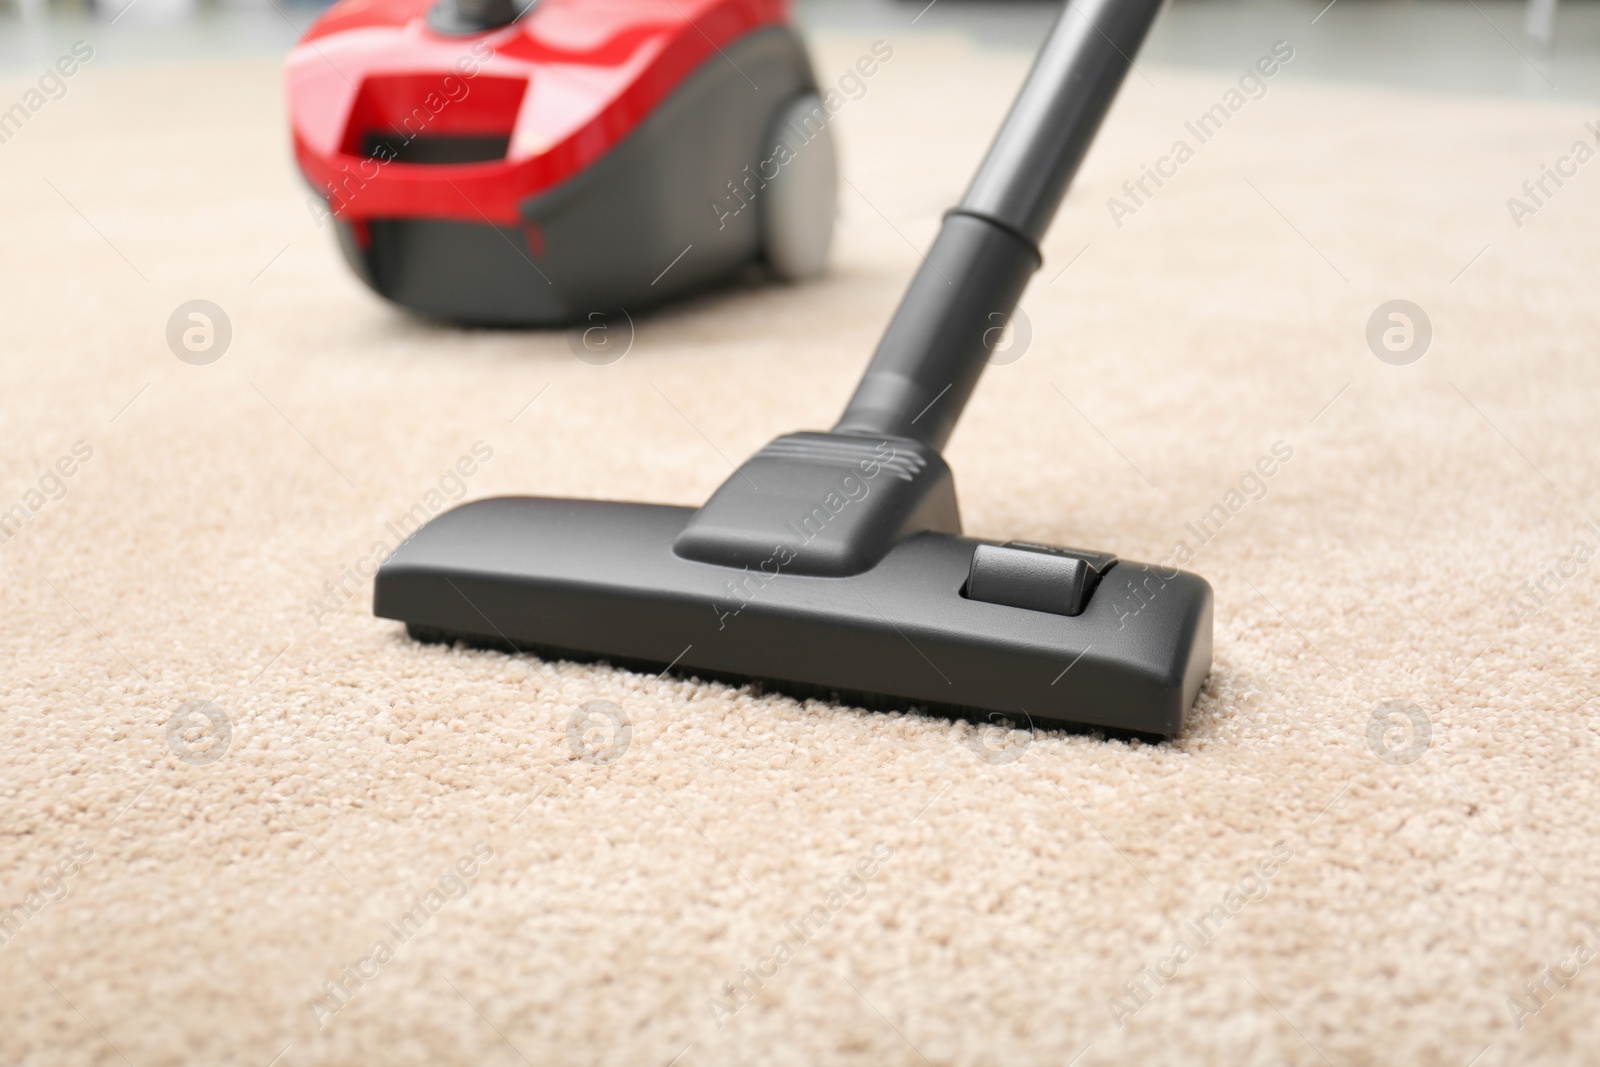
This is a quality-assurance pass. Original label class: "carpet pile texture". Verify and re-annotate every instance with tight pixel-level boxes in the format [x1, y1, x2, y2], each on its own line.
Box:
[2, 29, 1598, 1067]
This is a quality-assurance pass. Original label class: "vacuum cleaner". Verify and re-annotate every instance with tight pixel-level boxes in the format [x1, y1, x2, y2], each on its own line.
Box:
[286, 0, 838, 325]
[373, 0, 1213, 738]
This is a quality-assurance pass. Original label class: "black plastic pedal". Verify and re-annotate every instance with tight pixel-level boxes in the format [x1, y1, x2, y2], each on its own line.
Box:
[966, 541, 1117, 617]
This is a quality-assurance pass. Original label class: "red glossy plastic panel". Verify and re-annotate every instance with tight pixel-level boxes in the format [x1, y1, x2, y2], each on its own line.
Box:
[288, 0, 787, 224]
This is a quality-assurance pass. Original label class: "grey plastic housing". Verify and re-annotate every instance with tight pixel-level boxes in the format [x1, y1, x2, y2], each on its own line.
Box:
[833, 213, 1039, 450]
[672, 432, 959, 577]
[967, 542, 1117, 617]
[374, 498, 1213, 738]
[334, 26, 821, 325]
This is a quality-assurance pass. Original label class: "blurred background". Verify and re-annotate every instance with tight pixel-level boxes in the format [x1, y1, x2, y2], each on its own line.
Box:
[3, 0, 1600, 100]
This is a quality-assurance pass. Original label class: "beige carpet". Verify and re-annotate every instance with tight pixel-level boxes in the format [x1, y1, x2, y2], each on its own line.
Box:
[3, 28, 1599, 1067]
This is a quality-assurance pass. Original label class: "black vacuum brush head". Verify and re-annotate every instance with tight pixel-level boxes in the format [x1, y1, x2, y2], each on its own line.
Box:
[374, 0, 1212, 738]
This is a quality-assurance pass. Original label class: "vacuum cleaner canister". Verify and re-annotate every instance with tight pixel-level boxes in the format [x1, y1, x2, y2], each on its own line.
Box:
[287, 0, 837, 325]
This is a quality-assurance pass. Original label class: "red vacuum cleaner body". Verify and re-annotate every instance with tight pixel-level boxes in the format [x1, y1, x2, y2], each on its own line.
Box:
[287, 0, 836, 325]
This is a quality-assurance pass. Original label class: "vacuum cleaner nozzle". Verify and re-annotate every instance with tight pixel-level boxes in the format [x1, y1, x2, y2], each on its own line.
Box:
[672, 432, 960, 578]
[375, 496, 1211, 738]
[375, 0, 1213, 738]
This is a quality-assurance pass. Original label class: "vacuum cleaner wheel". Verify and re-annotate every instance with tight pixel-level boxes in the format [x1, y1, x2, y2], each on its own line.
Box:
[761, 93, 838, 282]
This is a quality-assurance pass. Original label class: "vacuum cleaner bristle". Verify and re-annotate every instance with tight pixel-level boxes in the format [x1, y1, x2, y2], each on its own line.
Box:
[375, 0, 1213, 738]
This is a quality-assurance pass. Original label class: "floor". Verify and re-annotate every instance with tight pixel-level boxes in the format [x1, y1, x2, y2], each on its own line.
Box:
[3, 3, 1598, 1066]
